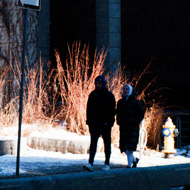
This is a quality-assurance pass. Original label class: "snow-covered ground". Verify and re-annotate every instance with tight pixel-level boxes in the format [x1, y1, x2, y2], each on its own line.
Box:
[0, 125, 190, 177]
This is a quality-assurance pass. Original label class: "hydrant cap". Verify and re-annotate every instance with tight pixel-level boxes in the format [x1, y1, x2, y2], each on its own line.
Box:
[166, 117, 171, 122]
[164, 117, 175, 129]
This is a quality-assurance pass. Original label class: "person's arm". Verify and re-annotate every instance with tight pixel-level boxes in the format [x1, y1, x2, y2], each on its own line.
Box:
[86, 93, 92, 126]
[116, 100, 122, 126]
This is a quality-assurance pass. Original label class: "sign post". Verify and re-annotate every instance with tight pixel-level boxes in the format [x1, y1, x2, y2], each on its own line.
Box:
[16, 0, 40, 176]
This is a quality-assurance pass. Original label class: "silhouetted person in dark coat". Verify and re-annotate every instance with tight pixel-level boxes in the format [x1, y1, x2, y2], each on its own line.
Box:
[116, 84, 144, 168]
[83, 75, 116, 171]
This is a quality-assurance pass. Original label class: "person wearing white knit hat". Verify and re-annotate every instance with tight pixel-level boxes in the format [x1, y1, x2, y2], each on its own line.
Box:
[117, 84, 144, 168]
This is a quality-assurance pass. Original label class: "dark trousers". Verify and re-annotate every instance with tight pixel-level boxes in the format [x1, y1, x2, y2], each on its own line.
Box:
[89, 126, 111, 166]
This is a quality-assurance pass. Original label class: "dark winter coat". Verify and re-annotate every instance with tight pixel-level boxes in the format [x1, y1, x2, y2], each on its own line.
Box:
[116, 92, 144, 152]
[86, 88, 116, 131]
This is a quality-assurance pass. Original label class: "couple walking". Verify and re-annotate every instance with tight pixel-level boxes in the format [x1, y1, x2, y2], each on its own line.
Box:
[83, 75, 144, 171]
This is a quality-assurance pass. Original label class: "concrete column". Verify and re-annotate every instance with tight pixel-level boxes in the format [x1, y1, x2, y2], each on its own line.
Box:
[96, 0, 121, 73]
[38, 0, 50, 63]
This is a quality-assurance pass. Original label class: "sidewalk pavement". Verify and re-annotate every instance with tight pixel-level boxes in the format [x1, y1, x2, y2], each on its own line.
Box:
[0, 147, 190, 178]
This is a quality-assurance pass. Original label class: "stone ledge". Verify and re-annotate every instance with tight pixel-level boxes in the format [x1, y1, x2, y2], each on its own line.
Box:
[27, 135, 103, 154]
[0, 137, 17, 156]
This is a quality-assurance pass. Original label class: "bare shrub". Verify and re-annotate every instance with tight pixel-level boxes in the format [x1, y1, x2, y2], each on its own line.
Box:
[54, 43, 129, 142]
[0, 67, 9, 93]
[0, 67, 13, 126]
[54, 42, 106, 135]
[54, 42, 165, 148]
[0, 58, 56, 129]
[22, 59, 51, 124]
[144, 103, 164, 149]
[0, 41, 165, 149]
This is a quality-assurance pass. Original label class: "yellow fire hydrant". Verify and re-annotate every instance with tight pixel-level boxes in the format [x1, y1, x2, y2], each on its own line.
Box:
[162, 117, 178, 158]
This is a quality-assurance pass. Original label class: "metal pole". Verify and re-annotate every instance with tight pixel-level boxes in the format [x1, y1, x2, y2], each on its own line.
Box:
[16, 8, 28, 176]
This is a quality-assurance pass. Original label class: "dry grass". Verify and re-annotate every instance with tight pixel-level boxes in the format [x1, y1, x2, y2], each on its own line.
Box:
[54, 43, 165, 148]
[0, 42, 165, 149]
[144, 103, 164, 149]
[54, 42, 106, 135]
[0, 66, 12, 126]
[0, 57, 56, 130]
[22, 59, 53, 124]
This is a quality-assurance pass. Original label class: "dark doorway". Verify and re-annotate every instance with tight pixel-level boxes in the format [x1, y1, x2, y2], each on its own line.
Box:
[50, 0, 96, 68]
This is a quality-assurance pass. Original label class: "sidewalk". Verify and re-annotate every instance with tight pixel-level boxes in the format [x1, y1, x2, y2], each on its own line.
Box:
[0, 137, 190, 190]
[1, 125, 190, 179]
[0, 143, 189, 178]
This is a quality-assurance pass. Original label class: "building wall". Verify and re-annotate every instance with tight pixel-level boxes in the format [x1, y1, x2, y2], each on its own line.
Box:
[96, 0, 121, 73]
[38, 0, 50, 64]
[0, 0, 50, 106]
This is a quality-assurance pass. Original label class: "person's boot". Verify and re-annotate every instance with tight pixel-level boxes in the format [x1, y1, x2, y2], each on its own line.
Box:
[132, 158, 139, 168]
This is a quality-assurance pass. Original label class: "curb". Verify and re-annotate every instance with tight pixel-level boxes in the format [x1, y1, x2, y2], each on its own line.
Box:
[0, 164, 190, 190]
